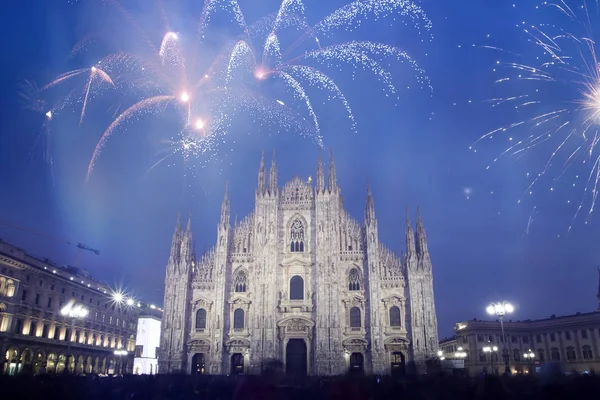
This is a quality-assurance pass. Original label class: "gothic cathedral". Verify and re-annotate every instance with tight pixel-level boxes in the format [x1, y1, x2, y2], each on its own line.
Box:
[159, 151, 439, 376]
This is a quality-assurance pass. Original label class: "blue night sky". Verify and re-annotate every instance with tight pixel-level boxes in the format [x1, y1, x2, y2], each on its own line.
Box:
[1, 0, 599, 338]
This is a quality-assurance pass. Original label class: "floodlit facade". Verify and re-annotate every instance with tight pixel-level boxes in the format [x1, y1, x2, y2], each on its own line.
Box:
[440, 280, 600, 376]
[0, 240, 139, 375]
[159, 151, 439, 376]
[133, 308, 162, 375]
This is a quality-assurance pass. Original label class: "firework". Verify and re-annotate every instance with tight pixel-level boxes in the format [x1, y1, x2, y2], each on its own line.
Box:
[474, 0, 600, 231]
[34, 0, 432, 181]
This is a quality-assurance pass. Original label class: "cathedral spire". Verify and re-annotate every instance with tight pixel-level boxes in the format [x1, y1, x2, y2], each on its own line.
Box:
[365, 178, 376, 226]
[415, 207, 429, 258]
[269, 149, 278, 195]
[316, 149, 325, 194]
[597, 267, 600, 311]
[328, 148, 337, 193]
[168, 213, 183, 272]
[220, 181, 230, 228]
[186, 212, 192, 233]
[257, 151, 266, 196]
[405, 207, 416, 260]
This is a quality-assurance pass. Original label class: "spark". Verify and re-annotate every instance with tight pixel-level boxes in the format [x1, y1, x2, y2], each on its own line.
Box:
[477, 0, 600, 228]
[35, 0, 432, 181]
[194, 119, 205, 130]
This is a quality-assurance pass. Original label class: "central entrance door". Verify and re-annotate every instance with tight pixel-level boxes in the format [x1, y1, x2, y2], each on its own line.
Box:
[391, 351, 406, 378]
[191, 353, 205, 375]
[349, 353, 364, 374]
[231, 353, 244, 375]
[285, 339, 307, 377]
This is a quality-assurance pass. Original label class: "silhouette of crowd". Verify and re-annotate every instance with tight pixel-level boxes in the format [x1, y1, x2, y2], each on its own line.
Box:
[1, 364, 599, 400]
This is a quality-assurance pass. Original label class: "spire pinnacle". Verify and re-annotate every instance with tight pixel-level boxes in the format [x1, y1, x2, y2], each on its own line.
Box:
[415, 207, 429, 258]
[328, 147, 337, 192]
[316, 149, 325, 194]
[269, 149, 278, 194]
[175, 212, 182, 231]
[405, 207, 416, 259]
[365, 178, 375, 226]
[220, 181, 230, 227]
[257, 150, 266, 195]
[597, 267, 600, 311]
[186, 212, 192, 232]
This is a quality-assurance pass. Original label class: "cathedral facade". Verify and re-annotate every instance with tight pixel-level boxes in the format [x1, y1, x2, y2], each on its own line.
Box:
[159, 151, 439, 376]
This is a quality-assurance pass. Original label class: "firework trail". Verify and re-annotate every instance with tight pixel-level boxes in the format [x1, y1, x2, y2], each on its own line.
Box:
[474, 0, 600, 231]
[34, 0, 432, 181]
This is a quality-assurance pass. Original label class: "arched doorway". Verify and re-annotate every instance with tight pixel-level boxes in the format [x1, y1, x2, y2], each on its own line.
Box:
[349, 353, 364, 374]
[285, 339, 307, 377]
[191, 353, 205, 375]
[230, 353, 244, 375]
[390, 351, 406, 378]
[5, 348, 19, 375]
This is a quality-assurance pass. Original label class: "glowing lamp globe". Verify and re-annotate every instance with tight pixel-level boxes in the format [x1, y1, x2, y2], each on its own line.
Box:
[486, 305, 496, 315]
[113, 292, 124, 303]
[504, 302, 514, 313]
[126, 298, 134, 306]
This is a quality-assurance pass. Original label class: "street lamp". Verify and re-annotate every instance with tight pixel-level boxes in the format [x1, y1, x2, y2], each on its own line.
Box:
[486, 301, 514, 375]
[523, 349, 535, 374]
[454, 346, 468, 359]
[114, 350, 128, 375]
[60, 301, 89, 374]
[483, 346, 498, 375]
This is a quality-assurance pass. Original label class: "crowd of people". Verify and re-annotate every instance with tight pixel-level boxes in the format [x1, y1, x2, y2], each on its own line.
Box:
[0, 362, 598, 400]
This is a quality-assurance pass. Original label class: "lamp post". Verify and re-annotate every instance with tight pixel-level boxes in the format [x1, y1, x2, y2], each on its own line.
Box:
[483, 346, 498, 375]
[486, 301, 514, 375]
[60, 301, 89, 374]
[523, 349, 535, 374]
[114, 350, 128, 375]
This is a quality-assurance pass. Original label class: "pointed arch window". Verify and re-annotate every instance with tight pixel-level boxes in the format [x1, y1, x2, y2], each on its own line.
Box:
[289, 219, 305, 252]
[233, 309, 244, 330]
[290, 276, 304, 300]
[195, 308, 207, 330]
[233, 271, 247, 293]
[350, 307, 361, 328]
[348, 269, 361, 291]
[389, 306, 401, 327]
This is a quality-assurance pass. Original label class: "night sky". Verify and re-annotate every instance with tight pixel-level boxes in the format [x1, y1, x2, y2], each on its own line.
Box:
[1, 0, 599, 338]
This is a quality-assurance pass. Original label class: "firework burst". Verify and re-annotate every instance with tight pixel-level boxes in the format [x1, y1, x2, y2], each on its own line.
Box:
[32, 0, 433, 182]
[474, 0, 600, 231]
